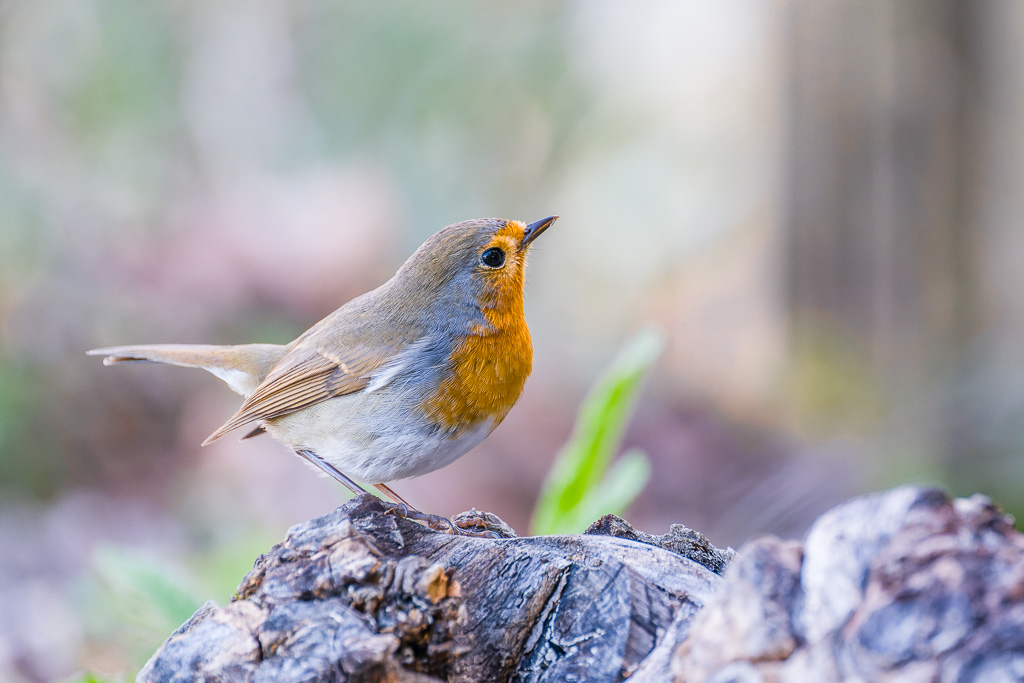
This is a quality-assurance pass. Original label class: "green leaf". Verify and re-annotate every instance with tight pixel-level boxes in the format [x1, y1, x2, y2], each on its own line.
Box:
[531, 328, 662, 535]
[558, 448, 652, 533]
[92, 543, 204, 629]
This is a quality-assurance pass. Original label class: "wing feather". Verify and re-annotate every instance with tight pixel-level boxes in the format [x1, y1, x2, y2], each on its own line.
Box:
[201, 345, 386, 445]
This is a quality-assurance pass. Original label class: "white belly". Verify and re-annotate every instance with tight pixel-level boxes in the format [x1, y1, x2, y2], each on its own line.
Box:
[263, 392, 495, 484]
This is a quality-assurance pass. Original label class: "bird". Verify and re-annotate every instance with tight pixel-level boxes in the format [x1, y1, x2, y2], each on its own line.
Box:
[89, 215, 557, 533]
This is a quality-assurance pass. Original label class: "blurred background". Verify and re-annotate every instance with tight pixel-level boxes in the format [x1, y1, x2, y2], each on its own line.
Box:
[1, 0, 1022, 679]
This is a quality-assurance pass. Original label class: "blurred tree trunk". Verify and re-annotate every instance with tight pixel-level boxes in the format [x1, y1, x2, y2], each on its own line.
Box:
[782, 0, 988, 465]
[784, 0, 980, 373]
[784, 0, 1024, 499]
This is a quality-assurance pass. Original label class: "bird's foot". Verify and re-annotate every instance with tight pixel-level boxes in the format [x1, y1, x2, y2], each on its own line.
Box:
[370, 483, 511, 537]
[379, 501, 455, 533]
[378, 501, 509, 538]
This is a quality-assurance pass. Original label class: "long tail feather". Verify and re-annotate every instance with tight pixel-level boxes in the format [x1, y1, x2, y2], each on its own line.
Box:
[87, 343, 286, 397]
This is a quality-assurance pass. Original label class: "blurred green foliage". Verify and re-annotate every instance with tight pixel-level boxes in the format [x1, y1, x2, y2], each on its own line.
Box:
[64, 1, 180, 145]
[0, 355, 57, 496]
[75, 531, 275, 677]
[61, 673, 125, 683]
[531, 328, 661, 535]
[91, 544, 203, 635]
[786, 316, 885, 436]
[293, 2, 587, 233]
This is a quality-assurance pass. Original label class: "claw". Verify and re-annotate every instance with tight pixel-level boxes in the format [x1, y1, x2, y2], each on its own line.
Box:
[383, 501, 411, 519]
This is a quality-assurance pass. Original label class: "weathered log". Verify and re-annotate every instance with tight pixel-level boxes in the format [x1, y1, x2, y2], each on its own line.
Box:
[139, 486, 1024, 682]
[138, 494, 728, 682]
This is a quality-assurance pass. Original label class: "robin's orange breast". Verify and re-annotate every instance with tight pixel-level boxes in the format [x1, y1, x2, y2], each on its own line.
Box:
[422, 311, 533, 435]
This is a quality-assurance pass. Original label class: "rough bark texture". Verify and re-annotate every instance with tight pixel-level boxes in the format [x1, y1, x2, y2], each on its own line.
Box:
[676, 486, 1024, 682]
[139, 486, 1024, 682]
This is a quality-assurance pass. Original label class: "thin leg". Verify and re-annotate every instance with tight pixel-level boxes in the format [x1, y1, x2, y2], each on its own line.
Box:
[294, 449, 369, 497]
[373, 483, 414, 508]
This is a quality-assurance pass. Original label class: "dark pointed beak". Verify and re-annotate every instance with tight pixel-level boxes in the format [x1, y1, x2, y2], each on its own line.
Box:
[519, 215, 558, 251]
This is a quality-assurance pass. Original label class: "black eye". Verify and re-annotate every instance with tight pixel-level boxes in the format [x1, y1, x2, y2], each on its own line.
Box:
[480, 247, 505, 268]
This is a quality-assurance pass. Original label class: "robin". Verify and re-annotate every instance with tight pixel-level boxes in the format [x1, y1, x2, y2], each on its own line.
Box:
[89, 216, 557, 534]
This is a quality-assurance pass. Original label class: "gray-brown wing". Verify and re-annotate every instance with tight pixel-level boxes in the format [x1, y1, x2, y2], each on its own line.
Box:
[201, 344, 391, 445]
